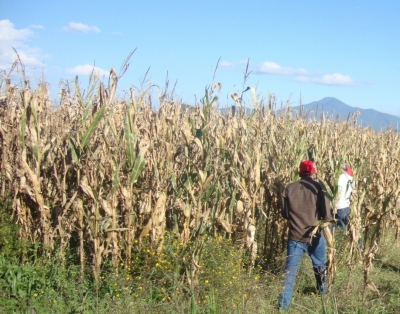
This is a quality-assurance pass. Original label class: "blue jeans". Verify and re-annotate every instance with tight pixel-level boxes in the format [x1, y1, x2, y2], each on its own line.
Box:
[278, 237, 328, 311]
[336, 207, 350, 229]
[336, 207, 363, 248]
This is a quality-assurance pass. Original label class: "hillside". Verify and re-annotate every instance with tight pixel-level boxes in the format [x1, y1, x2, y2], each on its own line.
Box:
[293, 97, 400, 132]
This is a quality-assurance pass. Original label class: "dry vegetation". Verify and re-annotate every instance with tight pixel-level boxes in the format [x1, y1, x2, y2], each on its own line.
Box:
[1, 58, 400, 305]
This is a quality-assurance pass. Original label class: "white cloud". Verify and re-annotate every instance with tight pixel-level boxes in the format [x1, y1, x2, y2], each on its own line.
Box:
[219, 61, 236, 70]
[295, 73, 355, 86]
[254, 62, 309, 77]
[255, 62, 293, 75]
[63, 22, 100, 33]
[0, 19, 45, 70]
[30, 24, 45, 29]
[316, 73, 355, 86]
[221, 59, 357, 87]
[66, 64, 109, 77]
[0, 20, 32, 42]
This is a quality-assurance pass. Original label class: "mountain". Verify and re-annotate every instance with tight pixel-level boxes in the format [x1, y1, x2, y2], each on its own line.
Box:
[290, 97, 400, 132]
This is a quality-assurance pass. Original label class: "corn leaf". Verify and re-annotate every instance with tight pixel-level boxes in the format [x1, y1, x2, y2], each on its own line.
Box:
[124, 114, 136, 168]
[129, 145, 149, 185]
[69, 138, 80, 164]
[81, 105, 106, 150]
[19, 107, 27, 147]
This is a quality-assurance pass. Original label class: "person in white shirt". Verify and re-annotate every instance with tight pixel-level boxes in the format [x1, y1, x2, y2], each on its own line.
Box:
[336, 163, 355, 229]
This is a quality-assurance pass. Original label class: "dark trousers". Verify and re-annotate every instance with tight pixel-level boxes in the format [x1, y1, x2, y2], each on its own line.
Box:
[336, 207, 350, 229]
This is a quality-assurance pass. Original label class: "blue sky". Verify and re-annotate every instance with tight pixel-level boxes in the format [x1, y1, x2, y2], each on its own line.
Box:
[1, 1, 400, 115]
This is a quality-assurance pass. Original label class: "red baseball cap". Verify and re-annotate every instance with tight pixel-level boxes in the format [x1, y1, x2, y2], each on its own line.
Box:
[342, 163, 353, 176]
[299, 160, 316, 175]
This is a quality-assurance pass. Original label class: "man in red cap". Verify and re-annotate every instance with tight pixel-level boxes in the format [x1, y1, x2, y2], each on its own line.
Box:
[336, 163, 355, 229]
[278, 160, 332, 311]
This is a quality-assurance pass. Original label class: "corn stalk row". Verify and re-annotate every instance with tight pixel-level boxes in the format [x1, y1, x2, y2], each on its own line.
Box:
[1, 67, 399, 295]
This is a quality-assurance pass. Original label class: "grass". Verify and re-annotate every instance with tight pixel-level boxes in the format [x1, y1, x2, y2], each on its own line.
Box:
[1, 197, 400, 313]
[1, 226, 400, 313]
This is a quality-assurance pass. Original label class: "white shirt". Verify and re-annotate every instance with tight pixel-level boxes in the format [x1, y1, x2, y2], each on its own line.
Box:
[336, 173, 354, 209]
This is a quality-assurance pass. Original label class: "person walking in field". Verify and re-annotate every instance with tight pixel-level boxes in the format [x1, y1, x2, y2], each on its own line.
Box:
[336, 163, 355, 229]
[278, 160, 332, 311]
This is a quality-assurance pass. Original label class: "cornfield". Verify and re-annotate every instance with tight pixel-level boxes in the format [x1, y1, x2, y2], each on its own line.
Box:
[1, 58, 400, 297]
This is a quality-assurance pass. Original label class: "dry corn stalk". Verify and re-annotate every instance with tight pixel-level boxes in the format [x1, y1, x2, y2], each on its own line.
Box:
[1, 58, 400, 288]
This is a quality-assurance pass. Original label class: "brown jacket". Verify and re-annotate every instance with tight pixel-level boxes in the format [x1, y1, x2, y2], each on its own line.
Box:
[281, 176, 332, 242]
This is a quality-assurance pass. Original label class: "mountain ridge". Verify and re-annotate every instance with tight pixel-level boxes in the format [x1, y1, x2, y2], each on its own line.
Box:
[291, 97, 400, 132]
